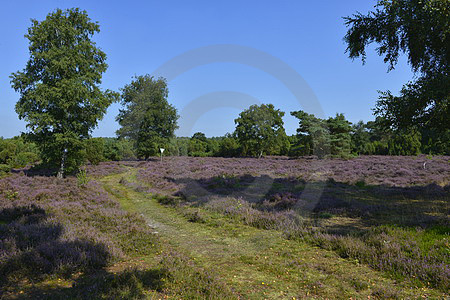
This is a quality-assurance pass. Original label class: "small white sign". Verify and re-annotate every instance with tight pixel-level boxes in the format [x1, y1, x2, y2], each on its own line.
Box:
[160, 148, 165, 153]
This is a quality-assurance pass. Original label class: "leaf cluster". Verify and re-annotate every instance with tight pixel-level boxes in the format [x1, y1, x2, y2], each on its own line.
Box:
[10, 8, 117, 174]
[116, 75, 179, 159]
[234, 104, 289, 157]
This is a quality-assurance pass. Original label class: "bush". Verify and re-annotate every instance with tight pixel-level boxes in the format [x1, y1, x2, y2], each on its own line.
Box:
[0, 137, 40, 169]
[10, 151, 39, 168]
[103, 138, 136, 161]
[84, 138, 105, 165]
[0, 164, 10, 175]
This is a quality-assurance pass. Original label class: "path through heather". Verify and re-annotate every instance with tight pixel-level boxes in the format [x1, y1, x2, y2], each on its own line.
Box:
[99, 167, 440, 299]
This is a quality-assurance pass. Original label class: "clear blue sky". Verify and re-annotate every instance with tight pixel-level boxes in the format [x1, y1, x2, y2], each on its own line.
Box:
[0, 0, 414, 138]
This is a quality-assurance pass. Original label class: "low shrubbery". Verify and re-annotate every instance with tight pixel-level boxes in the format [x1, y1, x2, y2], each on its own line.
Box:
[174, 195, 450, 291]
[0, 137, 40, 175]
[0, 173, 154, 287]
[135, 156, 449, 291]
[0, 170, 235, 298]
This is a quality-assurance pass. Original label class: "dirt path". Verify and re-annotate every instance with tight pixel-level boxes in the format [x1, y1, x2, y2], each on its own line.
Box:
[100, 169, 439, 299]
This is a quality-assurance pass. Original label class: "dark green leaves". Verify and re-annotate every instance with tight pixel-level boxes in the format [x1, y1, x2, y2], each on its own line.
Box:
[235, 104, 289, 157]
[116, 75, 179, 159]
[291, 111, 352, 158]
[344, 0, 449, 139]
[11, 8, 116, 175]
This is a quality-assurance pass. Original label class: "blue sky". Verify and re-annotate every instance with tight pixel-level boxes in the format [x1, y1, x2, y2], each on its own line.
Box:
[0, 0, 414, 138]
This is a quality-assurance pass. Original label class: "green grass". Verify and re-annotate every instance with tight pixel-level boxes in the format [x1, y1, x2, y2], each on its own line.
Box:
[12, 164, 445, 299]
[97, 169, 446, 299]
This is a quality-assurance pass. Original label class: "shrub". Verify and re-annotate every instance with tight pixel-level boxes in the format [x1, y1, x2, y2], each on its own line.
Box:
[76, 169, 90, 187]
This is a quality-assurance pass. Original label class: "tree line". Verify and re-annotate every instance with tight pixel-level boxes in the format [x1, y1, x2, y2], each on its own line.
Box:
[7, 2, 449, 176]
[0, 102, 444, 176]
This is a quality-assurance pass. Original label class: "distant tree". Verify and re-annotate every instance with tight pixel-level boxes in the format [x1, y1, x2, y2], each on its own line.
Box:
[217, 133, 240, 157]
[116, 75, 179, 160]
[173, 137, 190, 156]
[291, 111, 330, 158]
[420, 128, 450, 155]
[188, 132, 211, 156]
[388, 130, 422, 156]
[344, 0, 449, 137]
[366, 117, 392, 142]
[365, 117, 393, 155]
[84, 138, 105, 165]
[103, 138, 136, 161]
[235, 104, 289, 157]
[327, 113, 352, 157]
[206, 138, 220, 156]
[351, 121, 371, 155]
[11, 8, 116, 177]
[191, 132, 207, 143]
[287, 135, 302, 157]
[0, 136, 40, 169]
[365, 117, 422, 155]
[188, 138, 208, 157]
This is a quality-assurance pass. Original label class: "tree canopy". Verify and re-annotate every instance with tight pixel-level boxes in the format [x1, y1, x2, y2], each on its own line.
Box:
[327, 113, 352, 157]
[234, 104, 289, 157]
[290, 111, 330, 158]
[291, 111, 353, 158]
[10, 8, 116, 177]
[116, 75, 179, 159]
[344, 0, 449, 137]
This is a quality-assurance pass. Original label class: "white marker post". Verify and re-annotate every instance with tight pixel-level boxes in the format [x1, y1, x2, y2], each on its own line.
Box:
[160, 148, 165, 162]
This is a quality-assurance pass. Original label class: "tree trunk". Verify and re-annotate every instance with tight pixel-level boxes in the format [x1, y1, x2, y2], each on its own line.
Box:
[57, 148, 67, 178]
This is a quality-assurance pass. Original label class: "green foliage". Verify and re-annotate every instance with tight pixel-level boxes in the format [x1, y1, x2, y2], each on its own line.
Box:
[388, 130, 422, 156]
[344, 0, 449, 139]
[344, 0, 448, 74]
[206, 138, 220, 156]
[216, 134, 240, 157]
[291, 111, 330, 158]
[287, 135, 310, 157]
[84, 138, 105, 165]
[76, 168, 90, 187]
[235, 104, 289, 157]
[291, 112, 352, 158]
[188, 136, 208, 157]
[327, 113, 352, 157]
[351, 121, 371, 155]
[420, 129, 450, 155]
[349, 118, 423, 156]
[116, 75, 179, 159]
[0, 137, 40, 169]
[0, 164, 10, 175]
[185, 134, 222, 157]
[136, 133, 165, 160]
[191, 132, 207, 142]
[10, 8, 116, 176]
[11, 152, 40, 168]
[166, 137, 189, 156]
[103, 138, 136, 161]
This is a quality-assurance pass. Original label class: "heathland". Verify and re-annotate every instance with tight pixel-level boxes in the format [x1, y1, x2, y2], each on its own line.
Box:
[0, 155, 448, 299]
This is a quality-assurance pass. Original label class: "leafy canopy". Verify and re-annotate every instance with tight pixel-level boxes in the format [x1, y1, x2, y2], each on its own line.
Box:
[291, 111, 352, 158]
[235, 104, 289, 157]
[344, 0, 449, 135]
[10, 8, 116, 175]
[327, 113, 352, 157]
[291, 111, 330, 158]
[116, 75, 179, 159]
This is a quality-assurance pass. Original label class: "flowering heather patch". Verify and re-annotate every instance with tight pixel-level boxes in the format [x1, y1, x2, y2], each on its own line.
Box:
[202, 195, 449, 290]
[0, 172, 156, 293]
[84, 160, 134, 177]
[137, 155, 450, 189]
[134, 156, 449, 290]
[312, 226, 450, 288]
